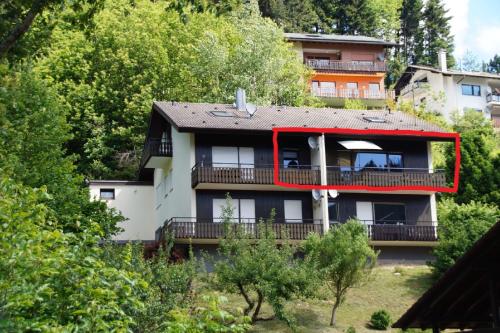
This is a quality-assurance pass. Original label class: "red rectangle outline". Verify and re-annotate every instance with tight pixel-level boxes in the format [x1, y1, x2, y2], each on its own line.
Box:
[272, 127, 460, 192]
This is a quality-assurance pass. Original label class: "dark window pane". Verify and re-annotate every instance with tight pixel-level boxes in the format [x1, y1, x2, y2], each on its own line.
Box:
[374, 204, 406, 224]
[354, 153, 386, 171]
[100, 188, 115, 200]
[388, 154, 403, 170]
[473, 85, 481, 96]
[328, 201, 338, 222]
[283, 150, 299, 168]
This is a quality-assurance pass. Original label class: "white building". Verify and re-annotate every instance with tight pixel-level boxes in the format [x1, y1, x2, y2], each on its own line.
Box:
[395, 51, 500, 128]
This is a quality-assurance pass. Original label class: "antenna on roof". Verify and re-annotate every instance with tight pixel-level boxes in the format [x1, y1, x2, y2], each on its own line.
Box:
[246, 103, 257, 118]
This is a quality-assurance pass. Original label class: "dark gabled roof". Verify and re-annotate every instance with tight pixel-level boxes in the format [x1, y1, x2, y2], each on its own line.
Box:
[393, 221, 500, 331]
[153, 102, 448, 135]
[284, 32, 398, 47]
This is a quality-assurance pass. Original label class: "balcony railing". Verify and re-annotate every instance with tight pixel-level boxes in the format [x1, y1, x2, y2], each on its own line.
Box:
[191, 164, 320, 188]
[486, 93, 500, 103]
[326, 167, 447, 188]
[140, 138, 172, 168]
[164, 217, 323, 240]
[191, 164, 446, 189]
[306, 59, 386, 72]
[312, 88, 395, 100]
[161, 218, 437, 242]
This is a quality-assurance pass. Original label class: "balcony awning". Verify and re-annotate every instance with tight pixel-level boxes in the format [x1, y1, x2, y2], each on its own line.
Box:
[337, 140, 382, 150]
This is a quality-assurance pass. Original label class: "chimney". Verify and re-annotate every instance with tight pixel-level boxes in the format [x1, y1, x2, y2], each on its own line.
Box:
[438, 49, 447, 72]
[235, 88, 246, 111]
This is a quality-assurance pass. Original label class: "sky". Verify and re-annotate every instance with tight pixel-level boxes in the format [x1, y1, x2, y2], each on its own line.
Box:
[443, 0, 500, 64]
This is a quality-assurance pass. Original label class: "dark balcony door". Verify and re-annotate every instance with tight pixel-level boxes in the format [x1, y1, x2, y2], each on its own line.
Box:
[373, 203, 406, 224]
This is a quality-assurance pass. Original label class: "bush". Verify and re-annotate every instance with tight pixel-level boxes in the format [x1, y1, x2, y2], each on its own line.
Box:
[370, 310, 392, 330]
[346, 326, 356, 333]
[431, 199, 499, 277]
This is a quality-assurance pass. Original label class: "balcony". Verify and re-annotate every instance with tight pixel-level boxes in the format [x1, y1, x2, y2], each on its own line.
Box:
[311, 88, 395, 108]
[306, 59, 386, 72]
[326, 167, 447, 189]
[191, 164, 320, 188]
[159, 218, 437, 242]
[164, 217, 323, 241]
[486, 92, 500, 103]
[141, 139, 172, 169]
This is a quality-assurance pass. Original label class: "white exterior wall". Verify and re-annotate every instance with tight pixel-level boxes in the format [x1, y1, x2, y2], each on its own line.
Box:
[399, 70, 497, 122]
[154, 128, 196, 227]
[89, 183, 155, 241]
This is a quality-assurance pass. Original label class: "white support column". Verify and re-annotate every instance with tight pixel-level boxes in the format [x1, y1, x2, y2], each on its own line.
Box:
[427, 141, 434, 173]
[318, 134, 329, 232]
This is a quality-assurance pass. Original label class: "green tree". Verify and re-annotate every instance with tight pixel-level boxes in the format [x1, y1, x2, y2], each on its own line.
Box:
[431, 199, 500, 277]
[332, 0, 378, 36]
[212, 198, 317, 328]
[399, 0, 424, 65]
[484, 54, 500, 73]
[445, 110, 500, 206]
[0, 0, 103, 59]
[415, 0, 454, 68]
[0, 65, 122, 236]
[259, 0, 318, 32]
[304, 220, 378, 327]
[36, 0, 311, 179]
[0, 176, 146, 331]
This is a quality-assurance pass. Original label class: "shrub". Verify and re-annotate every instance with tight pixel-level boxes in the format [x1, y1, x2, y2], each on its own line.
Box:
[304, 219, 378, 326]
[370, 310, 392, 330]
[346, 326, 356, 333]
[212, 195, 318, 328]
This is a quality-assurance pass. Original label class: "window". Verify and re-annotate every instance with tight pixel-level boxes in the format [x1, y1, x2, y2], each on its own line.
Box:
[100, 188, 115, 200]
[373, 203, 406, 224]
[368, 83, 380, 92]
[354, 152, 403, 171]
[210, 111, 235, 117]
[363, 116, 387, 123]
[212, 146, 254, 168]
[284, 200, 303, 223]
[283, 149, 299, 168]
[328, 201, 338, 222]
[461, 84, 481, 96]
[212, 198, 255, 223]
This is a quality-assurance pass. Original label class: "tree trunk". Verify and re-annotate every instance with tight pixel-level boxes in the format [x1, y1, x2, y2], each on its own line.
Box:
[251, 290, 264, 322]
[0, 0, 48, 58]
[238, 283, 254, 316]
[330, 299, 341, 327]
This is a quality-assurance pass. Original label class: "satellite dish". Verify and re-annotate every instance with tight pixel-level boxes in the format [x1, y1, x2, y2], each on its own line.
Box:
[328, 189, 338, 198]
[312, 189, 322, 201]
[308, 136, 319, 150]
[377, 53, 385, 61]
[246, 103, 257, 117]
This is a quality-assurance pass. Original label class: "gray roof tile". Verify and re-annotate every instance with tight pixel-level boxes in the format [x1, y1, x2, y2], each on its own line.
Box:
[154, 102, 448, 134]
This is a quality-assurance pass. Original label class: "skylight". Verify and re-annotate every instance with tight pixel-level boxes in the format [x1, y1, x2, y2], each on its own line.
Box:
[210, 111, 235, 117]
[363, 116, 387, 123]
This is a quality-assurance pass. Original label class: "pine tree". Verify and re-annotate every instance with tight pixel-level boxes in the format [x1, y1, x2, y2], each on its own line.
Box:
[333, 0, 377, 36]
[484, 54, 500, 73]
[259, 0, 318, 33]
[416, 0, 455, 68]
[399, 0, 423, 64]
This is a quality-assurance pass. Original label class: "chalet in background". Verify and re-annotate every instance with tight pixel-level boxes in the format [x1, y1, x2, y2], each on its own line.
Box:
[285, 33, 397, 108]
[90, 90, 458, 264]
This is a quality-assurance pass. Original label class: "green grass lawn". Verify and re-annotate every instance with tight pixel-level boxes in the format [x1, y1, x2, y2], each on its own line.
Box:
[211, 265, 434, 333]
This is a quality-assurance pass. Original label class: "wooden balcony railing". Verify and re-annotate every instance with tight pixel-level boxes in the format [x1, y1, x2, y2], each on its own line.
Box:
[312, 88, 396, 100]
[326, 167, 447, 188]
[306, 59, 387, 72]
[191, 164, 320, 188]
[140, 138, 172, 168]
[161, 218, 438, 242]
[164, 217, 323, 240]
